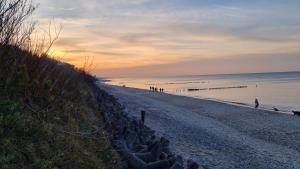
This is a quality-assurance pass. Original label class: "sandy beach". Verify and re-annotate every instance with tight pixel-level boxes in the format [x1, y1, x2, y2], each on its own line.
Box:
[99, 83, 300, 169]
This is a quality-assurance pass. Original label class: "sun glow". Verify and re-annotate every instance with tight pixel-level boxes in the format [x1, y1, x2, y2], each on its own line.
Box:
[33, 0, 300, 77]
[48, 48, 66, 57]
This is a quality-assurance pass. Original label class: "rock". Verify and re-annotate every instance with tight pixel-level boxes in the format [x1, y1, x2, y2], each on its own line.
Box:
[138, 147, 149, 153]
[171, 162, 184, 169]
[128, 153, 146, 169]
[135, 152, 156, 163]
[145, 160, 170, 169]
[176, 155, 184, 166]
[135, 144, 148, 152]
[159, 152, 168, 160]
[129, 153, 171, 169]
[125, 132, 138, 149]
[161, 137, 171, 154]
[150, 141, 163, 160]
[187, 159, 199, 169]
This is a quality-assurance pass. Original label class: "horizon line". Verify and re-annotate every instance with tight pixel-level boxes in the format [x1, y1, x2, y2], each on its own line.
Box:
[99, 70, 300, 79]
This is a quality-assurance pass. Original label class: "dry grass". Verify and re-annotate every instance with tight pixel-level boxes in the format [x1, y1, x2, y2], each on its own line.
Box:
[0, 45, 118, 169]
[0, 1, 118, 168]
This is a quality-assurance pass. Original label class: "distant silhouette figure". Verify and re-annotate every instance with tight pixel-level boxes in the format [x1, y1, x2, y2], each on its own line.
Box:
[141, 110, 145, 125]
[150, 86, 154, 91]
[255, 98, 259, 108]
[162, 88, 164, 92]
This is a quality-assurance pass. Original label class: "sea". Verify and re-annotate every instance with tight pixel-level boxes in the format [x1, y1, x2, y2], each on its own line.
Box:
[104, 71, 300, 113]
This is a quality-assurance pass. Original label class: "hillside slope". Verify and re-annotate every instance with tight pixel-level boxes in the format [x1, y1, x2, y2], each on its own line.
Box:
[0, 45, 117, 169]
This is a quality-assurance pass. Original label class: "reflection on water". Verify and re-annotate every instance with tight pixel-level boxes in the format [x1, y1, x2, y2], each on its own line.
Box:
[105, 72, 300, 113]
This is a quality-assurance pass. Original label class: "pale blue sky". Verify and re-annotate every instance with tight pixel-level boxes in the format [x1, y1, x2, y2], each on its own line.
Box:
[33, 0, 300, 77]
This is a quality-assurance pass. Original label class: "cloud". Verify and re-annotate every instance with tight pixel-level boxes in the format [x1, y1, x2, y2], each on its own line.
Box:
[95, 51, 300, 77]
[32, 0, 300, 77]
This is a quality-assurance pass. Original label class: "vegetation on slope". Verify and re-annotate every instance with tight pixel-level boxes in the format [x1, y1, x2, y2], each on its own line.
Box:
[0, 1, 117, 169]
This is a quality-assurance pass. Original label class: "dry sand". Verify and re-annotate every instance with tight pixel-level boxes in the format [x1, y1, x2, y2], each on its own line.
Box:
[99, 83, 300, 169]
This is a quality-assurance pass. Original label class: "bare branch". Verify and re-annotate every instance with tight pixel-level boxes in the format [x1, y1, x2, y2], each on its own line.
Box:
[0, 0, 36, 47]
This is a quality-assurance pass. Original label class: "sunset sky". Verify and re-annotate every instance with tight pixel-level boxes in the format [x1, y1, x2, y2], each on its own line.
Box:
[32, 0, 300, 77]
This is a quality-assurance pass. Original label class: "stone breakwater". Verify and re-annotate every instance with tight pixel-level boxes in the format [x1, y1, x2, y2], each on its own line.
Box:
[92, 84, 200, 169]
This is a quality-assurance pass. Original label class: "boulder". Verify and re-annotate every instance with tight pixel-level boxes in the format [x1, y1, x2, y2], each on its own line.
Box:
[128, 153, 146, 169]
[144, 160, 170, 169]
[135, 152, 156, 163]
[187, 159, 199, 169]
[171, 162, 184, 169]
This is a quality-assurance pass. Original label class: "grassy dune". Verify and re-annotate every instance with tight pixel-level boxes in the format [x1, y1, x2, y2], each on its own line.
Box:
[0, 45, 117, 169]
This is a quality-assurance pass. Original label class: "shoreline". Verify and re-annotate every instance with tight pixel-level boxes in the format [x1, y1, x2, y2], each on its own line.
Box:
[192, 96, 292, 115]
[105, 84, 293, 115]
[99, 82, 300, 169]
[103, 71, 300, 114]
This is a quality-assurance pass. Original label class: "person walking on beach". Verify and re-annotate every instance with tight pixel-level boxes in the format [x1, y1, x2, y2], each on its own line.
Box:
[255, 98, 259, 108]
[141, 110, 145, 125]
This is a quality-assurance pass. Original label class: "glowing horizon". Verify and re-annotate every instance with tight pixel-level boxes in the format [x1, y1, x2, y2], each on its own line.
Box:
[33, 0, 300, 77]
